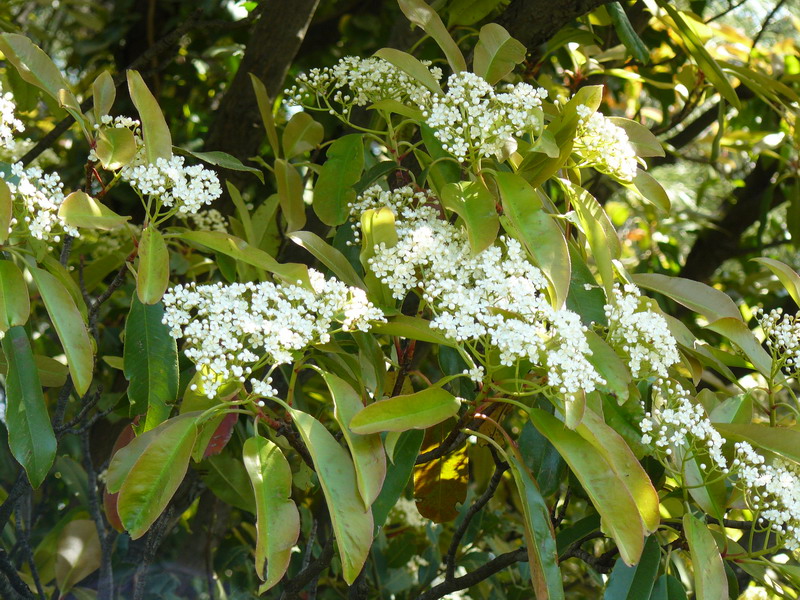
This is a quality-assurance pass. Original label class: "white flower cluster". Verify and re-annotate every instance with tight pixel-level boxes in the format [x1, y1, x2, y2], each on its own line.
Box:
[346, 184, 429, 243]
[733, 440, 800, 550]
[640, 380, 728, 471]
[286, 56, 442, 110]
[755, 307, 800, 377]
[188, 208, 227, 232]
[425, 72, 547, 162]
[362, 186, 604, 396]
[574, 105, 638, 182]
[162, 270, 385, 398]
[0, 88, 24, 152]
[0, 162, 78, 241]
[121, 155, 222, 216]
[605, 284, 680, 378]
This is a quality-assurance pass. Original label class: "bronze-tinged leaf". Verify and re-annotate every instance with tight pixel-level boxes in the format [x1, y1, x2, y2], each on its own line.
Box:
[413, 422, 469, 523]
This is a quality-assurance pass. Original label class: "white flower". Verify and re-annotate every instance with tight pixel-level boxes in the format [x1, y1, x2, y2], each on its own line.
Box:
[755, 307, 800, 377]
[0, 89, 24, 153]
[573, 107, 639, 182]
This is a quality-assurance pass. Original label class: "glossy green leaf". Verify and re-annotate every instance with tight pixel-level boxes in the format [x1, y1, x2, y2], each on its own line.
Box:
[350, 388, 460, 434]
[55, 519, 101, 595]
[506, 448, 564, 599]
[473, 23, 526, 85]
[226, 181, 255, 245]
[584, 331, 630, 403]
[58, 191, 130, 230]
[660, 5, 740, 110]
[372, 429, 424, 529]
[632, 273, 741, 322]
[176, 149, 264, 183]
[203, 452, 256, 513]
[286, 407, 374, 584]
[368, 99, 424, 120]
[0, 177, 11, 244]
[441, 180, 499, 255]
[313, 134, 364, 226]
[137, 226, 170, 305]
[372, 315, 456, 346]
[704, 318, 772, 377]
[0, 34, 86, 129]
[0, 259, 29, 330]
[2, 326, 56, 488]
[446, 0, 500, 25]
[288, 231, 365, 290]
[752, 258, 800, 308]
[29, 266, 93, 395]
[607, 2, 650, 65]
[528, 408, 645, 565]
[683, 513, 728, 600]
[123, 297, 178, 430]
[91, 70, 115, 122]
[576, 410, 660, 533]
[374, 48, 443, 93]
[127, 70, 172, 163]
[176, 230, 309, 284]
[683, 454, 726, 523]
[630, 169, 670, 212]
[282, 111, 324, 158]
[41, 255, 89, 321]
[94, 127, 138, 171]
[242, 435, 299, 589]
[322, 372, 386, 508]
[419, 124, 461, 196]
[398, 0, 466, 73]
[603, 535, 659, 599]
[714, 423, 800, 465]
[517, 420, 566, 498]
[0, 351, 69, 387]
[607, 118, 663, 158]
[650, 574, 688, 600]
[249, 74, 280, 158]
[117, 412, 198, 539]
[709, 394, 752, 425]
[274, 158, 306, 232]
[494, 172, 570, 308]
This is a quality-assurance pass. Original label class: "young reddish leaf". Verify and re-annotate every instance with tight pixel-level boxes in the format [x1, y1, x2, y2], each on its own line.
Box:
[103, 424, 136, 532]
[202, 413, 238, 459]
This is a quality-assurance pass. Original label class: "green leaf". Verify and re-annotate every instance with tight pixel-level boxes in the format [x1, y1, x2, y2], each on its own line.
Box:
[273, 158, 306, 232]
[576, 410, 660, 533]
[528, 408, 645, 565]
[137, 226, 170, 305]
[607, 2, 650, 65]
[242, 435, 299, 589]
[55, 519, 101, 595]
[660, 5, 740, 110]
[359, 207, 397, 307]
[372, 429, 424, 529]
[249, 74, 281, 158]
[288, 231, 365, 290]
[313, 134, 364, 226]
[584, 331, 630, 403]
[494, 172, 570, 308]
[714, 423, 800, 466]
[0, 351, 69, 387]
[704, 318, 772, 378]
[627, 169, 671, 212]
[607, 118, 663, 158]
[709, 394, 752, 425]
[0, 178, 11, 244]
[91, 70, 115, 122]
[94, 127, 138, 171]
[203, 452, 256, 513]
[58, 191, 130, 230]
[518, 420, 566, 498]
[176, 230, 309, 284]
[603, 535, 660, 599]
[368, 99, 425, 120]
[473, 23, 526, 85]
[282, 111, 324, 159]
[632, 273, 741, 322]
[650, 574, 688, 600]
[752, 257, 800, 308]
[506, 448, 564, 599]
[413, 424, 468, 522]
[0, 34, 86, 130]
[446, 0, 502, 26]
[374, 48, 443, 94]
[322, 372, 386, 508]
[683, 513, 728, 600]
[0, 259, 29, 330]
[441, 180, 499, 255]
[126, 70, 172, 163]
[123, 297, 178, 430]
[371, 315, 456, 347]
[29, 266, 94, 395]
[420, 124, 461, 196]
[398, 0, 467, 73]
[176, 148, 264, 183]
[226, 181, 255, 245]
[117, 412, 198, 539]
[350, 388, 461, 434]
[2, 326, 56, 488]
[567, 245, 607, 325]
[286, 407, 374, 584]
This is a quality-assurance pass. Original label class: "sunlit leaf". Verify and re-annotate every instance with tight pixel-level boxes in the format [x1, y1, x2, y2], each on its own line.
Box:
[632, 273, 741, 322]
[350, 387, 461, 434]
[374, 48, 443, 93]
[282, 111, 324, 159]
[473, 23, 526, 85]
[313, 134, 364, 226]
[55, 520, 101, 595]
[273, 158, 306, 232]
[288, 230, 365, 289]
[398, 0, 467, 73]
[136, 226, 170, 305]
[752, 258, 800, 309]
[127, 70, 172, 163]
[58, 191, 130, 230]
[0, 259, 29, 330]
[442, 180, 499, 255]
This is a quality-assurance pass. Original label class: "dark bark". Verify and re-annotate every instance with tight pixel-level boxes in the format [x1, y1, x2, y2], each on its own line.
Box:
[496, 0, 615, 51]
[204, 0, 321, 160]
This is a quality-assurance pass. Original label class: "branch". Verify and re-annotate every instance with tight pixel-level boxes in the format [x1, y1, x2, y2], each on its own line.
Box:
[280, 534, 335, 600]
[81, 430, 115, 600]
[415, 548, 528, 600]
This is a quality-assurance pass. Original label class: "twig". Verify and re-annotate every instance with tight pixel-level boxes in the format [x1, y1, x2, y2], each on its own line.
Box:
[280, 534, 335, 600]
[81, 429, 115, 600]
[0, 472, 29, 532]
[705, 0, 750, 23]
[132, 506, 175, 600]
[749, 0, 787, 57]
[14, 495, 45, 600]
[0, 549, 35, 599]
[445, 460, 508, 581]
[415, 548, 528, 600]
